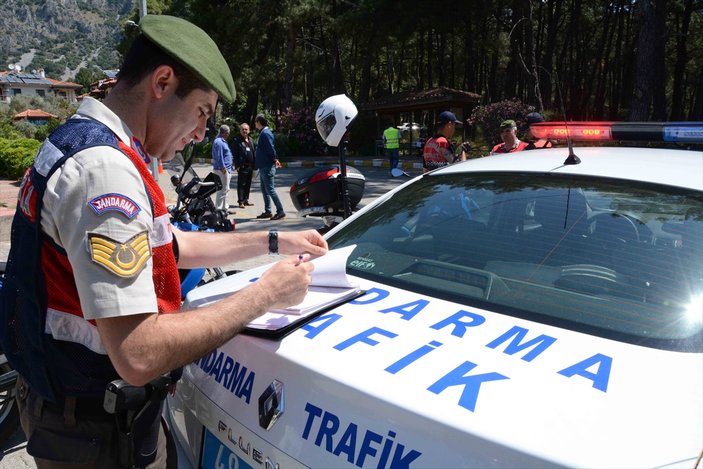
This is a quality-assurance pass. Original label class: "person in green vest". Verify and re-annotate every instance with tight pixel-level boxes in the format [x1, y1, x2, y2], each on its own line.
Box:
[382, 122, 401, 171]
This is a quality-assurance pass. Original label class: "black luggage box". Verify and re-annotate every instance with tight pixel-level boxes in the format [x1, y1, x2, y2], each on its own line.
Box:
[289, 164, 365, 216]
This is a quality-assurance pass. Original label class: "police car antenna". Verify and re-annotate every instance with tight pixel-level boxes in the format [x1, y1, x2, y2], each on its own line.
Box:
[539, 66, 580, 165]
[555, 73, 580, 165]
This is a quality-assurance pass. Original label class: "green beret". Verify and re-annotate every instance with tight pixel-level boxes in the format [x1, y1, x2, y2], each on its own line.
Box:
[139, 15, 236, 102]
[500, 119, 517, 129]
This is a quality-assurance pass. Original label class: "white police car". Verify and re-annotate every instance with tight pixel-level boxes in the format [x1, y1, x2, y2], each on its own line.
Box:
[165, 122, 703, 468]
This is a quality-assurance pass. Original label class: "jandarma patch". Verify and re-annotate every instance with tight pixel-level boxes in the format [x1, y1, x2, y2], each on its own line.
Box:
[88, 231, 151, 277]
[89, 193, 141, 219]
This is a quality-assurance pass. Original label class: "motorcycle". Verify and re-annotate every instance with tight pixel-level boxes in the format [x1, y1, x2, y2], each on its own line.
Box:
[0, 264, 19, 443]
[168, 142, 234, 233]
[289, 164, 366, 232]
[168, 143, 237, 298]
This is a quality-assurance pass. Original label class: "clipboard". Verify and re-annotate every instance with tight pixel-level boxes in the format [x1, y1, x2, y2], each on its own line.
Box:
[241, 288, 366, 340]
[242, 244, 361, 339]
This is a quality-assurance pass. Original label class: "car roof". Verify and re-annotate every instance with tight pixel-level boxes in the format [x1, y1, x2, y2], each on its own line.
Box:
[436, 146, 703, 191]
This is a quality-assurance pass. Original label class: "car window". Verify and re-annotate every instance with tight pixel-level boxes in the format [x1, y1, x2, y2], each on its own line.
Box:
[328, 173, 703, 352]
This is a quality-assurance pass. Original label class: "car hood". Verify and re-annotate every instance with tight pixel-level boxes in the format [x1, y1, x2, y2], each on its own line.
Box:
[179, 266, 703, 468]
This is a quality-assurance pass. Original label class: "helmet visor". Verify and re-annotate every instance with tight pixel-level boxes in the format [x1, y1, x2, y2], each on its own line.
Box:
[316, 113, 336, 142]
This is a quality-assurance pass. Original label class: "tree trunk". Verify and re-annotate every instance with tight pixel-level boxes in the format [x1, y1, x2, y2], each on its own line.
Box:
[629, 0, 665, 120]
[690, 62, 703, 120]
[670, 0, 693, 120]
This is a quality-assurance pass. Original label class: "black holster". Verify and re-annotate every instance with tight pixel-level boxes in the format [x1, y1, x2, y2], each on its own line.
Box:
[104, 375, 173, 468]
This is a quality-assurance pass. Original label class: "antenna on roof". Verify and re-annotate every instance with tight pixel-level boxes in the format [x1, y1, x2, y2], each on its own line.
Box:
[554, 71, 580, 165]
[537, 66, 580, 165]
[8, 63, 15, 71]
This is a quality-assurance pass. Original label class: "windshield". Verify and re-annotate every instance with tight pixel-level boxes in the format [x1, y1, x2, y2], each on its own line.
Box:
[327, 173, 703, 352]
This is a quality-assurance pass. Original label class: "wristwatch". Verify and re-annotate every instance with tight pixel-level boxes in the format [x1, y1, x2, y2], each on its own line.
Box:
[268, 229, 278, 255]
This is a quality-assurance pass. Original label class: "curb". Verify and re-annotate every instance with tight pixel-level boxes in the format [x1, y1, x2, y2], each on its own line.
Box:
[193, 158, 424, 170]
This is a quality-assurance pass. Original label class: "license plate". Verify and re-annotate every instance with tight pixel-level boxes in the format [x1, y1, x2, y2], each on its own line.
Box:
[201, 429, 254, 469]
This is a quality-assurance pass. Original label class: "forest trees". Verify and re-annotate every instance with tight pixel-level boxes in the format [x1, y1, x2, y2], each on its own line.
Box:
[157, 0, 702, 129]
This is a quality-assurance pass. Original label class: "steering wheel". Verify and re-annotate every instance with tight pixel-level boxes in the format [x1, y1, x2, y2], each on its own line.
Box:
[589, 213, 641, 244]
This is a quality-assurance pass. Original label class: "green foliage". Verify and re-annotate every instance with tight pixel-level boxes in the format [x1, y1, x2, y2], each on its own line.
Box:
[12, 120, 37, 139]
[0, 137, 40, 180]
[469, 99, 533, 146]
[74, 66, 105, 91]
[33, 119, 61, 142]
[277, 107, 326, 156]
[346, 113, 379, 157]
[2, 95, 76, 121]
[194, 141, 212, 163]
[0, 118, 22, 140]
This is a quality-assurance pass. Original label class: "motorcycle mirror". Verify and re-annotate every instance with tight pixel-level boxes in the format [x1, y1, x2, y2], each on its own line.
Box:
[390, 168, 410, 178]
[179, 141, 196, 184]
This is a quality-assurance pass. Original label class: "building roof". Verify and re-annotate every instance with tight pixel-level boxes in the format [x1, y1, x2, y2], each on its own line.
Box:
[361, 86, 482, 112]
[0, 71, 81, 89]
[0, 71, 52, 86]
[13, 109, 59, 120]
[45, 77, 82, 89]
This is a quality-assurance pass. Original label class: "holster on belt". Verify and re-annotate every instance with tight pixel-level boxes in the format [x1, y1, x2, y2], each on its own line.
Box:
[104, 374, 174, 468]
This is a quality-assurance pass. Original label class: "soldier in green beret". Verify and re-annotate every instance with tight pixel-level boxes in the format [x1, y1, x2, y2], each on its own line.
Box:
[1, 15, 327, 468]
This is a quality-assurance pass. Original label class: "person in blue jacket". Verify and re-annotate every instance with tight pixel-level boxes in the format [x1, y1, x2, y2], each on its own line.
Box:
[254, 114, 285, 220]
[211, 124, 233, 212]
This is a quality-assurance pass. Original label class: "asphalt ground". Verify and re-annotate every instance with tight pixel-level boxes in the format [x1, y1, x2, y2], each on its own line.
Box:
[0, 159, 422, 468]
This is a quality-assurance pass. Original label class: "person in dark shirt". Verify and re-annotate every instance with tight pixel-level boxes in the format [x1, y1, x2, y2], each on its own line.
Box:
[520, 112, 554, 150]
[232, 122, 256, 208]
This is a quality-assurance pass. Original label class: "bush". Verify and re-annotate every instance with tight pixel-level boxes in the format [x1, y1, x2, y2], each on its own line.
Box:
[469, 98, 533, 146]
[33, 119, 61, 142]
[0, 118, 22, 139]
[0, 137, 41, 180]
[277, 107, 326, 156]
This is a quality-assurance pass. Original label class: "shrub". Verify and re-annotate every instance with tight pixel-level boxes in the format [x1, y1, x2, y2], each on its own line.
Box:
[469, 98, 533, 146]
[12, 120, 37, 139]
[0, 137, 41, 180]
[277, 107, 326, 156]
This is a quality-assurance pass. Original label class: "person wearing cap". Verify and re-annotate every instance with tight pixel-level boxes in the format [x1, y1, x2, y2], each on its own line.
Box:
[491, 119, 529, 155]
[212, 124, 234, 212]
[520, 112, 554, 150]
[422, 111, 467, 173]
[0, 14, 327, 468]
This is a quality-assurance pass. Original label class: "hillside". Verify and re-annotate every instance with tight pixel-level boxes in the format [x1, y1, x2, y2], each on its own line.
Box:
[0, 0, 133, 80]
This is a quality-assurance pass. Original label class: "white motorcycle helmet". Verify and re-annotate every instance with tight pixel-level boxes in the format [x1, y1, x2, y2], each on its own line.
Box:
[315, 94, 358, 147]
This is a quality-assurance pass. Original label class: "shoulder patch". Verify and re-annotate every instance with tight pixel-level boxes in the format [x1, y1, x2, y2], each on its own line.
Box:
[89, 193, 141, 219]
[88, 231, 151, 277]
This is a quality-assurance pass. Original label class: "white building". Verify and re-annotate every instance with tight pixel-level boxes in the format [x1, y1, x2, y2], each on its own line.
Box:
[0, 69, 82, 104]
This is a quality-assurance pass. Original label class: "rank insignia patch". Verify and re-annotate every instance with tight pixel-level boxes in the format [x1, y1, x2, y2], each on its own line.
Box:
[88, 231, 151, 277]
[89, 193, 141, 219]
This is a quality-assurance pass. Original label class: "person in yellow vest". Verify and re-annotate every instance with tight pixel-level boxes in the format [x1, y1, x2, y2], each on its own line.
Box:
[382, 122, 401, 171]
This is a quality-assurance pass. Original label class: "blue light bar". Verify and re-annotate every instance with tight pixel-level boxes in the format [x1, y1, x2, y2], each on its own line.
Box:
[662, 123, 703, 143]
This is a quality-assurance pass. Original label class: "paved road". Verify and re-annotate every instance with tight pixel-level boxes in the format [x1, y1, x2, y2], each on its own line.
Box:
[0, 163, 420, 468]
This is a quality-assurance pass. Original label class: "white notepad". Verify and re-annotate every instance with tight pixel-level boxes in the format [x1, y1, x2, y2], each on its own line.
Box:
[245, 244, 361, 330]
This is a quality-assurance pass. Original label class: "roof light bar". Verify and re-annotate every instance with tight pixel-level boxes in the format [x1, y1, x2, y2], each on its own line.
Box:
[529, 122, 703, 143]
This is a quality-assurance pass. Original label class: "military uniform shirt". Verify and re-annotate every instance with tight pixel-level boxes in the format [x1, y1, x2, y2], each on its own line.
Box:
[40, 98, 162, 321]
